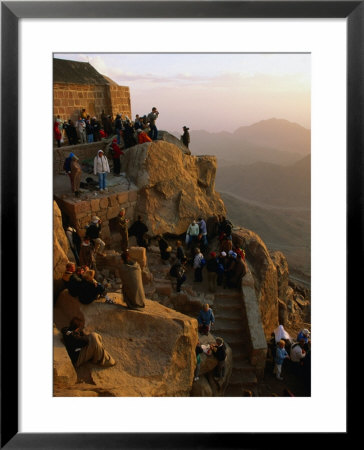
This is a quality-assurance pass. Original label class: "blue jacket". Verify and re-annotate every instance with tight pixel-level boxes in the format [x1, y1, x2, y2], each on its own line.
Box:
[275, 347, 288, 365]
[197, 308, 215, 326]
[297, 331, 309, 344]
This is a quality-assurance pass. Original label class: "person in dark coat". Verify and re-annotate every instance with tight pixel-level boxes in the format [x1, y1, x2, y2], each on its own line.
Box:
[68, 119, 78, 145]
[176, 240, 185, 262]
[156, 235, 171, 261]
[227, 253, 247, 289]
[78, 269, 105, 305]
[211, 337, 227, 380]
[91, 117, 101, 142]
[181, 126, 190, 148]
[129, 216, 149, 248]
[169, 256, 188, 292]
[114, 114, 122, 144]
[123, 122, 137, 148]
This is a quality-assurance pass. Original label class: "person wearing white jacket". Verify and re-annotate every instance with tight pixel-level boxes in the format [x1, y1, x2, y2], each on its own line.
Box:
[94, 149, 110, 191]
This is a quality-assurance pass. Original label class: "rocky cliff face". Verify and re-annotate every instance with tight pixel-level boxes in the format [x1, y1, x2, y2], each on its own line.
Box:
[122, 138, 226, 235]
[54, 201, 71, 301]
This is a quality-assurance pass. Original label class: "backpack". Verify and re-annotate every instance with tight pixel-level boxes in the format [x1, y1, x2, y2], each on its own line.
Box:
[200, 258, 206, 268]
[63, 156, 72, 172]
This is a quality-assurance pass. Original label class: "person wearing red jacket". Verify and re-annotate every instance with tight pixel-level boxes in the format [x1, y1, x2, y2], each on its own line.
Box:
[54, 119, 62, 147]
[111, 138, 124, 175]
[137, 128, 152, 144]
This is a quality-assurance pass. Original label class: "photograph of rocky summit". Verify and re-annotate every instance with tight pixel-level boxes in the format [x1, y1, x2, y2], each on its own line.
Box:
[53, 54, 311, 397]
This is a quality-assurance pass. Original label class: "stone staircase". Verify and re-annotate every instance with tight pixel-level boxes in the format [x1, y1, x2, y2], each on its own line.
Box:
[212, 291, 258, 396]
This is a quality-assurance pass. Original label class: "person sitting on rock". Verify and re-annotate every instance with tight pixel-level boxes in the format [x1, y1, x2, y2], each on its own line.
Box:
[79, 236, 96, 270]
[64, 264, 83, 298]
[197, 303, 215, 335]
[193, 247, 205, 282]
[211, 337, 227, 380]
[136, 128, 152, 144]
[129, 215, 148, 248]
[62, 317, 116, 369]
[119, 251, 146, 309]
[169, 256, 188, 292]
[273, 339, 290, 381]
[156, 235, 171, 262]
[78, 269, 106, 305]
[85, 216, 106, 257]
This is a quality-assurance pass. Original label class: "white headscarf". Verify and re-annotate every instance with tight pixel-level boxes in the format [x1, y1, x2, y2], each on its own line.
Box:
[274, 324, 291, 343]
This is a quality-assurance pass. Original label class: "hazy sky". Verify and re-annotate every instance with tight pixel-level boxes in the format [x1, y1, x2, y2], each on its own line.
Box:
[55, 53, 310, 133]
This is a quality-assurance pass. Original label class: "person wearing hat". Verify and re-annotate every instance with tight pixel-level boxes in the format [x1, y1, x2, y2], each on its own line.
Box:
[70, 154, 82, 197]
[147, 107, 159, 140]
[79, 236, 96, 269]
[118, 208, 129, 252]
[137, 128, 152, 144]
[93, 149, 110, 192]
[181, 126, 190, 148]
[85, 216, 106, 257]
[211, 337, 226, 380]
[206, 251, 219, 293]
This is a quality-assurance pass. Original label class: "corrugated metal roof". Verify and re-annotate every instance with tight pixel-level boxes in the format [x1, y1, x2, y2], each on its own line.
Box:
[53, 58, 113, 85]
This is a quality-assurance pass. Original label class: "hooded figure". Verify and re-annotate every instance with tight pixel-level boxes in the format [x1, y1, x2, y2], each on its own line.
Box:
[119, 252, 145, 309]
[93, 149, 110, 191]
[274, 325, 291, 343]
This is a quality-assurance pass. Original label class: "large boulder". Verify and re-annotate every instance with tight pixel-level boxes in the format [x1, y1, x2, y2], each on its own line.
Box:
[232, 228, 279, 337]
[158, 130, 191, 155]
[53, 325, 77, 387]
[54, 297, 198, 397]
[122, 140, 226, 235]
[53, 201, 70, 300]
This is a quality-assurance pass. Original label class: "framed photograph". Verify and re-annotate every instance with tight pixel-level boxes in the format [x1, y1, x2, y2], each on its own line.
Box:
[2, 1, 357, 447]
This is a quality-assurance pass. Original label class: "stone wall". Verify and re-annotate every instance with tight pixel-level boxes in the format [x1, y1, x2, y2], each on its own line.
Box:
[53, 82, 131, 123]
[54, 140, 112, 174]
[241, 270, 267, 379]
[55, 190, 138, 243]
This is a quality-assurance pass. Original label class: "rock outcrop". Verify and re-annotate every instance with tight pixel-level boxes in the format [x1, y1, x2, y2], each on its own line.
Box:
[122, 139, 226, 235]
[232, 228, 279, 337]
[158, 130, 191, 155]
[53, 201, 70, 301]
[54, 293, 199, 397]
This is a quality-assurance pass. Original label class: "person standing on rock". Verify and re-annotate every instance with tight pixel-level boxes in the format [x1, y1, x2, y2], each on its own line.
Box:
[273, 340, 290, 381]
[62, 317, 116, 368]
[197, 217, 208, 252]
[211, 337, 227, 381]
[227, 253, 246, 289]
[169, 256, 188, 292]
[176, 240, 185, 262]
[54, 118, 62, 147]
[129, 215, 148, 248]
[110, 138, 123, 176]
[77, 116, 87, 144]
[118, 208, 129, 252]
[156, 235, 171, 262]
[93, 149, 110, 192]
[147, 107, 159, 140]
[85, 216, 106, 257]
[79, 236, 96, 269]
[186, 220, 200, 248]
[120, 251, 145, 309]
[197, 303, 215, 335]
[181, 126, 190, 148]
[193, 247, 205, 282]
[70, 154, 82, 197]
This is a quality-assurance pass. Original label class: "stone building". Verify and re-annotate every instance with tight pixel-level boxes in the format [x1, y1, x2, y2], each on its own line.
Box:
[53, 58, 131, 122]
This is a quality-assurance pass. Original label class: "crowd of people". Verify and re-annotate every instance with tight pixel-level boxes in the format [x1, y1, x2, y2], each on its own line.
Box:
[54, 107, 164, 148]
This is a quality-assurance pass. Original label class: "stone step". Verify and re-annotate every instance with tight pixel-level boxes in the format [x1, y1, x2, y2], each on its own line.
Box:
[214, 310, 244, 321]
[213, 329, 247, 344]
[224, 384, 257, 397]
[213, 302, 243, 313]
[214, 291, 243, 300]
[228, 341, 249, 358]
[213, 318, 245, 331]
[229, 369, 258, 387]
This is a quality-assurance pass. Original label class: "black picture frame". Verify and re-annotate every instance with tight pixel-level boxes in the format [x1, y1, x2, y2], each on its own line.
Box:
[1, 1, 357, 448]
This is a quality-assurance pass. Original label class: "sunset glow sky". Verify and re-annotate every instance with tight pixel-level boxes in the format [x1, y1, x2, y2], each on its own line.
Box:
[55, 53, 311, 132]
